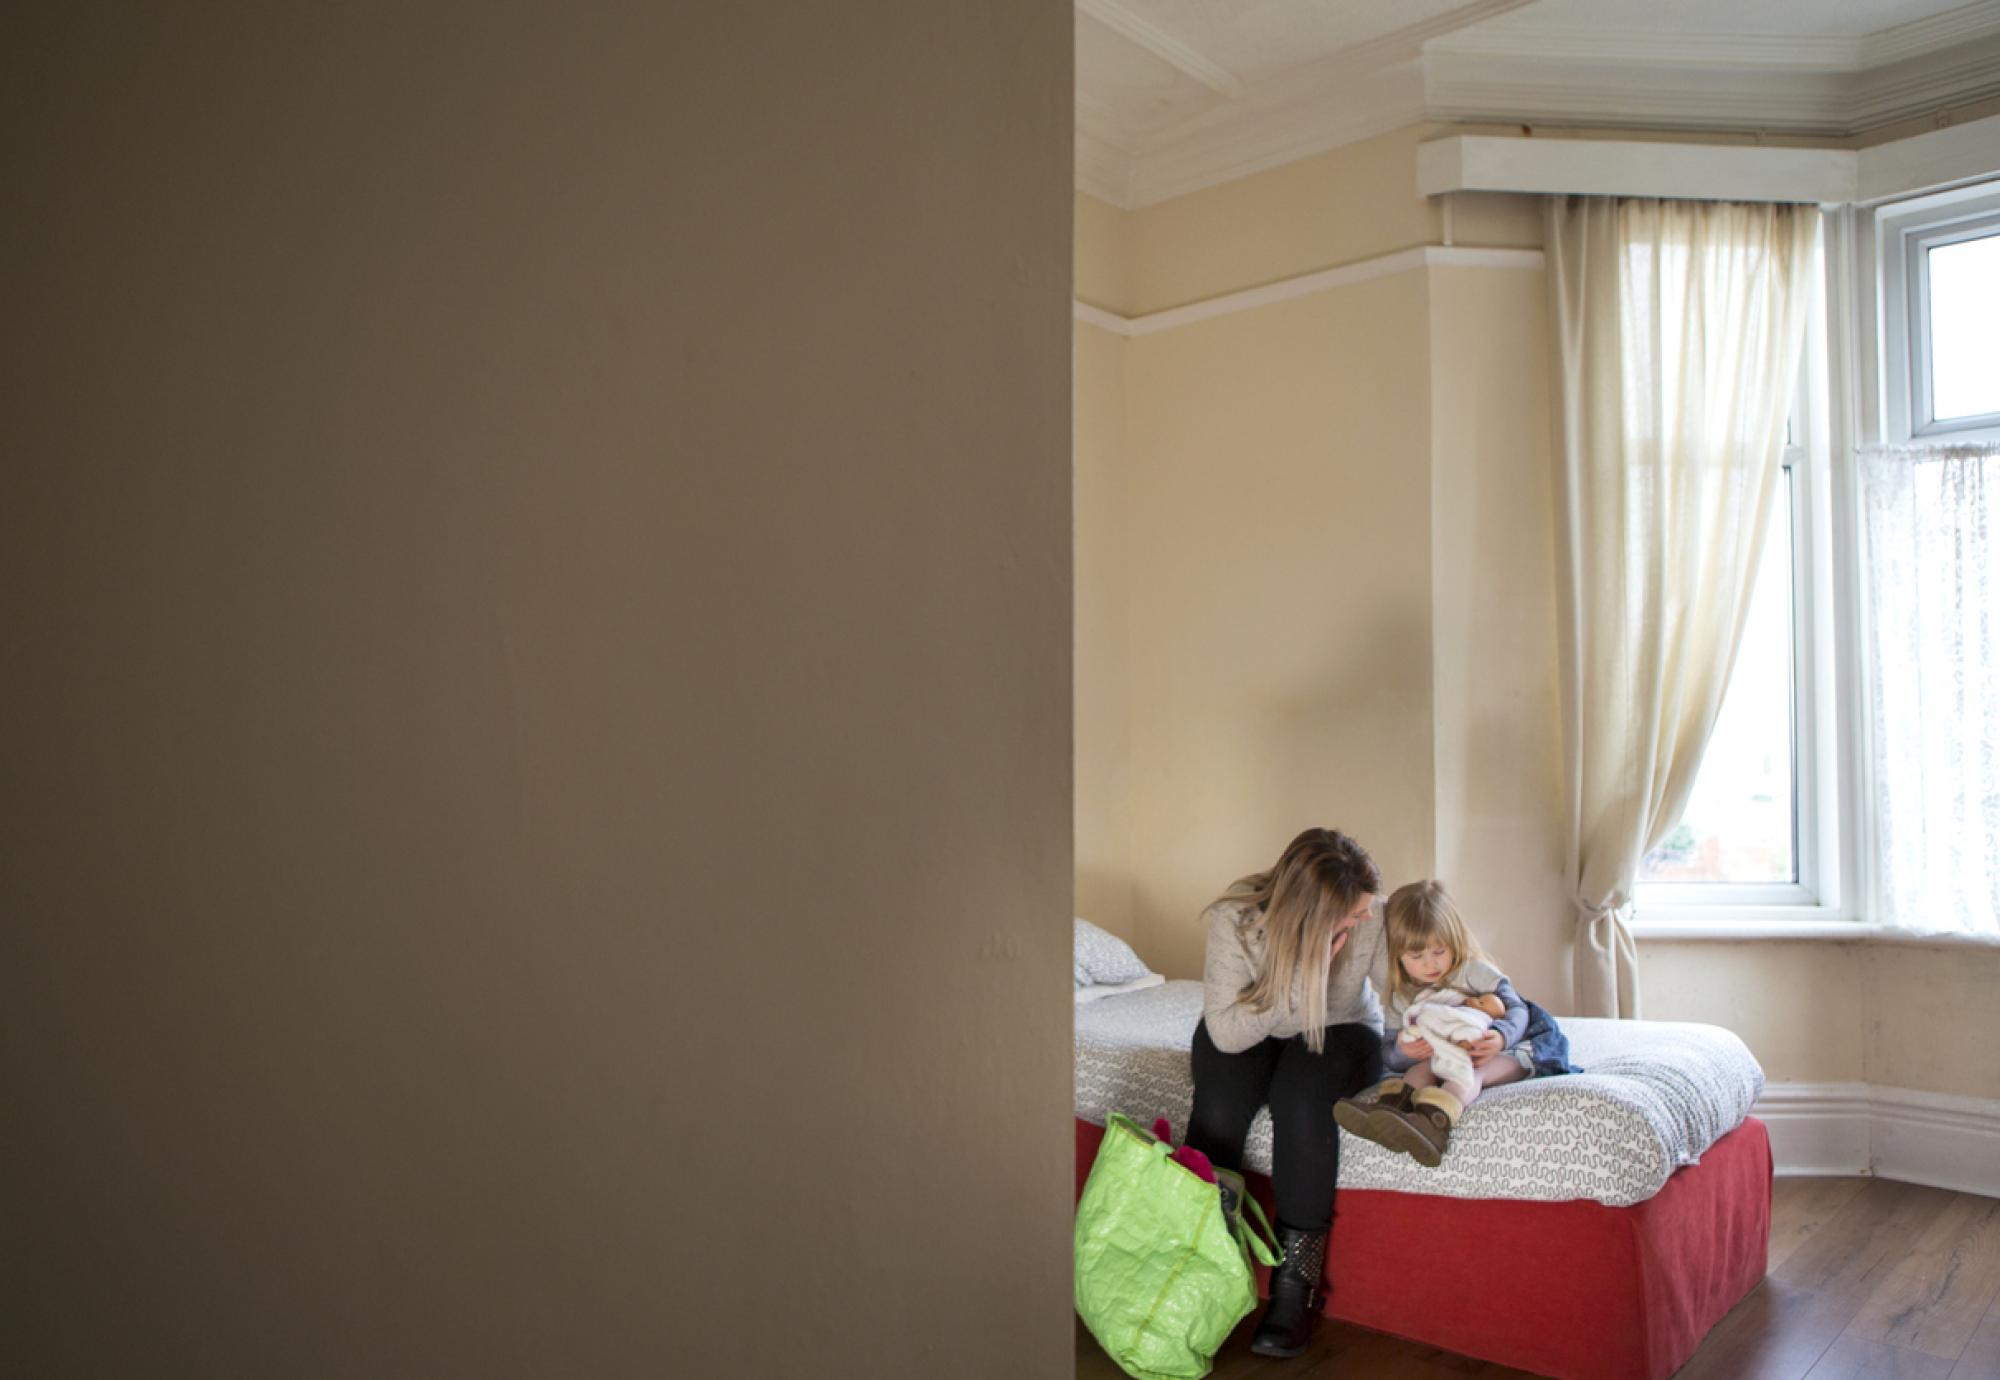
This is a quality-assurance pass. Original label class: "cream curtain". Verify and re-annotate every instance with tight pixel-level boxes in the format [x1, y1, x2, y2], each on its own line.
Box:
[1545, 197, 1819, 1018]
[1862, 440, 2000, 937]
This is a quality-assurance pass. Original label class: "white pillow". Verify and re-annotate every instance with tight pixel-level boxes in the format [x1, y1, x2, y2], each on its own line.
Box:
[1075, 972, 1166, 1005]
[1074, 918, 1153, 987]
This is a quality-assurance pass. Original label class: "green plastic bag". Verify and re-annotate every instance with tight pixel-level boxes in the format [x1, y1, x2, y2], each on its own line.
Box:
[1074, 1114, 1282, 1380]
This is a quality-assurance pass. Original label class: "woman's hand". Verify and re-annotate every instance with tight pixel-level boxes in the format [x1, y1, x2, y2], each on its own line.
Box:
[1398, 1030, 1433, 1059]
[1327, 918, 1360, 966]
[1325, 893, 1375, 971]
[1467, 1031, 1506, 1065]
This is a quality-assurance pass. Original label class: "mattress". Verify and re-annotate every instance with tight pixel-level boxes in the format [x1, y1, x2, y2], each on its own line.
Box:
[1074, 980, 1765, 1207]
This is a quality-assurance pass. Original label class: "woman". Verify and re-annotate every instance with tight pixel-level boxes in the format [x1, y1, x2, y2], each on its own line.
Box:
[1186, 827, 1387, 1359]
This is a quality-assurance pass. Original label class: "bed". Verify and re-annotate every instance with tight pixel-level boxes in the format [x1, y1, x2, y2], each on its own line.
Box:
[1074, 980, 1772, 1380]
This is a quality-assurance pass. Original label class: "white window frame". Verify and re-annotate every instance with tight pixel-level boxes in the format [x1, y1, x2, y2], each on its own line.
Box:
[1634, 280, 1845, 928]
[1878, 182, 2000, 446]
[1424, 120, 2000, 941]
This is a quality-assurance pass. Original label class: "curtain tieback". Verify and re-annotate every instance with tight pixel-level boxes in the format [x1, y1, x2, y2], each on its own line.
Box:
[1571, 893, 1632, 928]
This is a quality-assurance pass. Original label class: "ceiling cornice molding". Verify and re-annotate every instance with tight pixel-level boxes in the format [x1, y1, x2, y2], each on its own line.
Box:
[1845, 32, 2000, 126]
[1428, 28, 1860, 71]
[1426, 0, 2000, 71]
[1423, 60, 1858, 133]
[1076, 91, 1142, 156]
[1074, 0, 2000, 210]
[1075, 127, 1133, 208]
[1861, 0, 2000, 66]
[1422, 46, 2000, 139]
[1084, 0, 1535, 209]
[1127, 100, 1425, 209]
[1075, 0, 1244, 99]
[1124, 64, 1424, 208]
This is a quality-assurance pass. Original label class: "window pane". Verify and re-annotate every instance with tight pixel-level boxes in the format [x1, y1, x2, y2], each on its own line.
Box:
[1641, 471, 1797, 884]
[1928, 232, 2000, 422]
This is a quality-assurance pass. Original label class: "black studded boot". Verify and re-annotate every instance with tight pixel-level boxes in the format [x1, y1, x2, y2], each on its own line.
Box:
[1249, 1222, 1327, 1358]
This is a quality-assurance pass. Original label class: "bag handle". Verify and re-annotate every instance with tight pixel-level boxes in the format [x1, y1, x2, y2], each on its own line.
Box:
[1111, 1113, 1281, 1265]
[1237, 1191, 1281, 1267]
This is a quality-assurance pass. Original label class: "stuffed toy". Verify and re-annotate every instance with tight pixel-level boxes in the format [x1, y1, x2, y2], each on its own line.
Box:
[1403, 987, 1498, 1086]
[1463, 992, 1506, 1020]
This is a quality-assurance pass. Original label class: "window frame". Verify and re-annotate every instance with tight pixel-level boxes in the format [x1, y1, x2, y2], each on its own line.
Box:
[1634, 323, 1840, 924]
[1646, 182, 2000, 936]
[1880, 184, 2000, 446]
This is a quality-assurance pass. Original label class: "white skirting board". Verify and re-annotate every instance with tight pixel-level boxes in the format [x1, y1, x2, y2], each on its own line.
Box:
[1753, 1082, 2000, 1196]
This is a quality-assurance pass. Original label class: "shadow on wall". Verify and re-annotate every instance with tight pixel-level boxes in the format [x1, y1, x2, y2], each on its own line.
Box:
[1247, 594, 1434, 844]
[1111, 595, 1437, 982]
[1075, 867, 1139, 946]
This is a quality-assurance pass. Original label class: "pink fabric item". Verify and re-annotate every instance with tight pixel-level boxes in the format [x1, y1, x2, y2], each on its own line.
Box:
[1148, 1117, 1218, 1184]
[1171, 1144, 1215, 1184]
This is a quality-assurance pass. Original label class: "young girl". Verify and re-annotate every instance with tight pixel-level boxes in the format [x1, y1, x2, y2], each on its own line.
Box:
[1333, 880, 1571, 1167]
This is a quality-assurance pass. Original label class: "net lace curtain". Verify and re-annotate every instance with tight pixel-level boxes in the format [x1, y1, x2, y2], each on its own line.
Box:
[1545, 196, 1819, 1018]
[1863, 440, 2000, 937]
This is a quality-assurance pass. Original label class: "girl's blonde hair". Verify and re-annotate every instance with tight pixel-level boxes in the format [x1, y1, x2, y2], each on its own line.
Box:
[1383, 880, 1482, 1008]
[1216, 828, 1381, 1054]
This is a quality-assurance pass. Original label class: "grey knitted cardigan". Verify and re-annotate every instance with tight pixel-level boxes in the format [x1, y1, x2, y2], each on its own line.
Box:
[1199, 898, 1390, 1054]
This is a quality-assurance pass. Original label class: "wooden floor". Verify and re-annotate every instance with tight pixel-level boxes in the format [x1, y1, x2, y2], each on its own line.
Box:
[1077, 1178, 2000, 1379]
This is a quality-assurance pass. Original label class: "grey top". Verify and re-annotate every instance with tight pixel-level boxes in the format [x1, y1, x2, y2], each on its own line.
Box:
[1199, 897, 1389, 1053]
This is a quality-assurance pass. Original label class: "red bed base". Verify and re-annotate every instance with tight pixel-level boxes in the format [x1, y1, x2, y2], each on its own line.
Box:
[1074, 1116, 1771, 1380]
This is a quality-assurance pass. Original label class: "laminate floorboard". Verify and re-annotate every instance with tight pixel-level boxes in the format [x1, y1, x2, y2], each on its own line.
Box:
[1947, 1302, 2000, 1380]
[1847, 1196, 2000, 1360]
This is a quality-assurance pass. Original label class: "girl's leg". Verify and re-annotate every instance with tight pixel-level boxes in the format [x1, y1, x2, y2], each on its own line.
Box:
[1267, 1022, 1381, 1230]
[1440, 1051, 1528, 1107]
[1401, 1060, 1439, 1089]
[1185, 1019, 1281, 1174]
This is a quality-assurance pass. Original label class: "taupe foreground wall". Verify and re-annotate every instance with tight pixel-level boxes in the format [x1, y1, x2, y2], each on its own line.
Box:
[1, 6, 1073, 1376]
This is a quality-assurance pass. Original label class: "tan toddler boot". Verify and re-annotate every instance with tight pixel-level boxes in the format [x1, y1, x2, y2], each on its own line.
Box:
[1377, 1086, 1462, 1167]
[1333, 1077, 1410, 1148]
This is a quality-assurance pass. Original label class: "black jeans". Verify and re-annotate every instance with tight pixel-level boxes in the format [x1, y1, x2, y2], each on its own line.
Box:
[1185, 1019, 1381, 1232]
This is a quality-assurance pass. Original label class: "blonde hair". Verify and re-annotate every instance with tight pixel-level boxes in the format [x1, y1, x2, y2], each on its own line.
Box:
[1217, 828, 1381, 1054]
[1383, 880, 1482, 1008]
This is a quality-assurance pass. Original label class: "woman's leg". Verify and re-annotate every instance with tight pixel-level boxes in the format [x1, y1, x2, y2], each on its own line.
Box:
[1248, 1023, 1382, 1358]
[1266, 1023, 1381, 1230]
[1185, 1019, 1281, 1174]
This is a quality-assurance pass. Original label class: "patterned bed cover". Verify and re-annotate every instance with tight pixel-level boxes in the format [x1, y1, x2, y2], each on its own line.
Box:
[1074, 980, 1765, 1206]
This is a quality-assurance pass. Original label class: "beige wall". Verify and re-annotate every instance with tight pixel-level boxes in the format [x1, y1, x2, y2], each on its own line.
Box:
[1862, 945, 2000, 1098]
[1640, 944, 1870, 1083]
[1123, 126, 1539, 315]
[1076, 193, 1134, 315]
[1121, 277, 1438, 979]
[1427, 265, 1569, 1007]
[1076, 119, 2000, 1104]
[1073, 129, 1553, 988]
[2, 6, 1073, 1377]
[1076, 315, 1135, 940]
[1639, 940, 2000, 1100]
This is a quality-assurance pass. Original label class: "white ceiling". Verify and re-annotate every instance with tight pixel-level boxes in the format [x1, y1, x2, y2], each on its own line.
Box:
[1077, 0, 2000, 207]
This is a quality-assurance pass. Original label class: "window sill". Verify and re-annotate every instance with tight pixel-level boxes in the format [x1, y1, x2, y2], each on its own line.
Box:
[1631, 919, 2000, 948]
